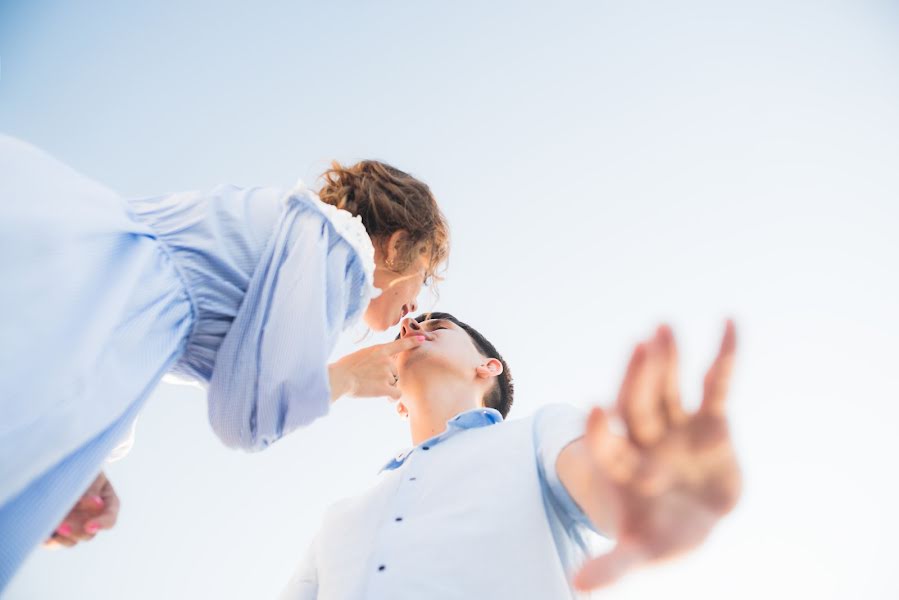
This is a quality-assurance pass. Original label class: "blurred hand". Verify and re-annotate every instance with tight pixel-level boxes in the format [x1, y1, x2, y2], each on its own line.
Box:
[328, 335, 425, 401]
[574, 321, 742, 591]
[44, 471, 119, 548]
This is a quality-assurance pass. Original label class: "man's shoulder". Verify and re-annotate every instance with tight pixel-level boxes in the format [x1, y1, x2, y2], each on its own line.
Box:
[528, 404, 589, 454]
[466, 404, 587, 456]
[504, 403, 588, 429]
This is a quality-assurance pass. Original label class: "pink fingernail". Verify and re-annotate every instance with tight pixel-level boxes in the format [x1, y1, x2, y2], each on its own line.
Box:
[85, 522, 100, 534]
[414, 335, 425, 341]
[57, 523, 71, 536]
[91, 495, 104, 508]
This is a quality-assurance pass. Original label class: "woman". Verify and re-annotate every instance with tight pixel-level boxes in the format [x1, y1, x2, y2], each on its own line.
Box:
[0, 134, 449, 587]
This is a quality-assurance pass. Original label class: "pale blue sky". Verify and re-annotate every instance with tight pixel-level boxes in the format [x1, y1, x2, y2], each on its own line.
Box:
[3, 1, 899, 598]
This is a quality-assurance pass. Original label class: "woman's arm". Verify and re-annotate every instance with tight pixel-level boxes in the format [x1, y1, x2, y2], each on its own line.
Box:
[207, 210, 360, 451]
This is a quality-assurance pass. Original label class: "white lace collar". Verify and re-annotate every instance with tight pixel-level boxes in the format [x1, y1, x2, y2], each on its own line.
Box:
[289, 180, 381, 300]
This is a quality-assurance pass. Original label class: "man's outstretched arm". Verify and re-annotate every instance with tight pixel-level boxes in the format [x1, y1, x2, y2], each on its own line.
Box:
[556, 321, 742, 591]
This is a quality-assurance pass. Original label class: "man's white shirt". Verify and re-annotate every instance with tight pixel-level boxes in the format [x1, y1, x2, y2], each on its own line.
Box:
[281, 405, 606, 600]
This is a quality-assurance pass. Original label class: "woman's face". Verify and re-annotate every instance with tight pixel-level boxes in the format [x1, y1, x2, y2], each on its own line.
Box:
[364, 254, 429, 331]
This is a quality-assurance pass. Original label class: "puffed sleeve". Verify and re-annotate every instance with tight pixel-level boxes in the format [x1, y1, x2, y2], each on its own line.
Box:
[206, 198, 369, 451]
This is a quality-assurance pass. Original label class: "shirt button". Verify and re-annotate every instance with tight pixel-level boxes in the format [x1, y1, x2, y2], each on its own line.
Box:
[395, 517, 403, 522]
[409, 477, 417, 481]
[378, 565, 386, 572]
[422, 445, 430, 450]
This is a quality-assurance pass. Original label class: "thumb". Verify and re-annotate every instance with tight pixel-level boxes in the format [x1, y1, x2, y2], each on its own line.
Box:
[586, 407, 639, 485]
[382, 335, 426, 356]
[573, 542, 645, 591]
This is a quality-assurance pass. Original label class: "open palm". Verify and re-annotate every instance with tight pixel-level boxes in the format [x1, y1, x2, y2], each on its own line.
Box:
[575, 322, 741, 590]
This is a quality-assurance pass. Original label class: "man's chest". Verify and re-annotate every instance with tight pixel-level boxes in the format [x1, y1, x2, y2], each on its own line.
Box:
[313, 420, 572, 599]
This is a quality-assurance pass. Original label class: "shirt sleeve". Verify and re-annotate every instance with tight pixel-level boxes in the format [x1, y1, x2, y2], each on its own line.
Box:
[206, 202, 367, 451]
[279, 542, 319, 600]
[533, 404, 602, 535]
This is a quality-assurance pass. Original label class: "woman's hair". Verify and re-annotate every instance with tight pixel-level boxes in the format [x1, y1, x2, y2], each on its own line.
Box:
[318, 160, 449, 282]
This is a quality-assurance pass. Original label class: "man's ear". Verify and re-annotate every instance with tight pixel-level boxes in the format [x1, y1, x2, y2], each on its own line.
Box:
[395, 401, 409, 419]
[384, 230, 408, 268]
[475, 358, 503, 380]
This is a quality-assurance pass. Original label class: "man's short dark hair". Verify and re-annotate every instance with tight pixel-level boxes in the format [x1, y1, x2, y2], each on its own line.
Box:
[411, 311, 514, 418]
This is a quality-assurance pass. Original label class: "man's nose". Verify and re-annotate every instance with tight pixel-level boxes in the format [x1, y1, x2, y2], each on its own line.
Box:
[400, 318, 422, 338]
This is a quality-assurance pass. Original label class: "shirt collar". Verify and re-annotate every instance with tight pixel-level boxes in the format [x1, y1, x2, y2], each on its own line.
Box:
[381, 408, 504, 472]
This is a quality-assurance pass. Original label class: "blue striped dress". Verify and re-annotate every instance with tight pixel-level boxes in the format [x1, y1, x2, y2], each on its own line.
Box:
[0, 135, 376, 589]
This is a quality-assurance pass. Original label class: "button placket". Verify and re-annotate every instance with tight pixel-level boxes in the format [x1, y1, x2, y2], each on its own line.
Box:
[367, 448, 426, 592]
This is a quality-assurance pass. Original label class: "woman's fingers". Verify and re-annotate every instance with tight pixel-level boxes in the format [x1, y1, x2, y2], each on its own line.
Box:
[44, 533, 77, 548]
[356, 378, 403, 400]
[69, 526, 97, 542]
[41, 472, 115, 549]
[89, 479, 120, 532]
[333, 338, 420, 399]
[378, 359, 402, 400]
[74, 475, 107, 511]
[700, 320, 737, 417]
[381, 335, 425, 356]
[52, 508, 116, 545]
[75, 493, 106, 512]
[50, 514, 100, 543]
[47, 522, 82, 546]
[384, 383, 403, 400]
[84, 513, 115, 534]
[52, 522, 74, 539]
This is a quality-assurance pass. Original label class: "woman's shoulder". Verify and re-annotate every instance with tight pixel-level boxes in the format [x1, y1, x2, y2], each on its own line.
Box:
[278, 181, 380, 326]
[285, 181, 377, 288]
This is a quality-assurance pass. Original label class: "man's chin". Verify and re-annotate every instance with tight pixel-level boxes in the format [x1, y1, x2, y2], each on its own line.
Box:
[397, 346, 430, 372]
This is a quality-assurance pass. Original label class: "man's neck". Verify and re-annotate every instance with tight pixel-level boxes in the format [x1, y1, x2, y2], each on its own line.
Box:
[403, 374, 483, 446]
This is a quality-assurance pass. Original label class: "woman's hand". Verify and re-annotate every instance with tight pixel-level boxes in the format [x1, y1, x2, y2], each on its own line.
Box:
[328, 335, 425, 401]
[44, 471, 120, 548]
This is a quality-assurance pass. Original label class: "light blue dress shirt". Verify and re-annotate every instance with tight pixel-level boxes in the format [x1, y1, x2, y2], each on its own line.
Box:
[0, 135, 374, 588]
[280, 405, 604, 600]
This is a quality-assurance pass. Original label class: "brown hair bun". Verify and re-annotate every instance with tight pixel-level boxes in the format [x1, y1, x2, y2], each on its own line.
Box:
[318, 160, 449, 282]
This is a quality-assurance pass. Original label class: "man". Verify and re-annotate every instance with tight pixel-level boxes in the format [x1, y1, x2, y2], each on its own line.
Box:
[281, 312, 741, 598]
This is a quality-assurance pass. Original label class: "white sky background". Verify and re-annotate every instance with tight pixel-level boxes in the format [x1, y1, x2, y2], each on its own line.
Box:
[2, 0, 898, 598]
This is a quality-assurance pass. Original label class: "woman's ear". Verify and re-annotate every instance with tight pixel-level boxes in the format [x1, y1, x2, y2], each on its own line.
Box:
[384, 230, 408, 269]
[475, 358, 503, 380]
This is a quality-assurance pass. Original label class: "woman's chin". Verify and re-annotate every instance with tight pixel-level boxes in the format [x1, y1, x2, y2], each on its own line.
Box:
[363, 313, 392, 332]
